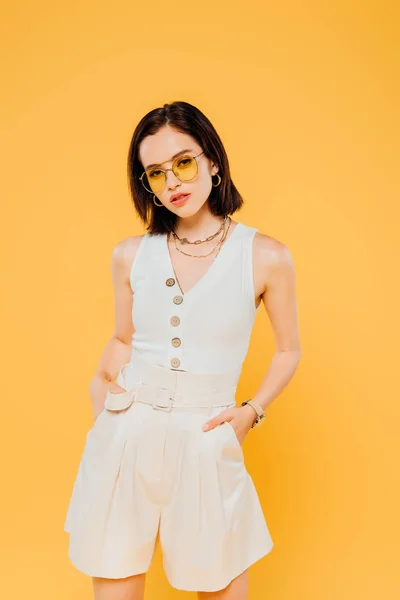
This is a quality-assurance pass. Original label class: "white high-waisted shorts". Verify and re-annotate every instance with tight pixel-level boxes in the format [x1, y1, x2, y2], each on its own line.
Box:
[64, 350, 274, 592]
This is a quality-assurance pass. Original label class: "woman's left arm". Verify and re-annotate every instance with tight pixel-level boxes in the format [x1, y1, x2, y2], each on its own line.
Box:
[202, 234, 302, 439]
[248, 234, 302, 412]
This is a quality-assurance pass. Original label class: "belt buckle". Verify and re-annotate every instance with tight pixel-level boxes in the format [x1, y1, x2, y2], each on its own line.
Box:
[151, 387, 173, 412]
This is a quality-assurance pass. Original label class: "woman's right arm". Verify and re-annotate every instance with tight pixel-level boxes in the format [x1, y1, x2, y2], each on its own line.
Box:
[88, 235, 144, 420]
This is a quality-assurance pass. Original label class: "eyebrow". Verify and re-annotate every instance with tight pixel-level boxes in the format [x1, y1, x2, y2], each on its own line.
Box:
[144, 149, 194, 171]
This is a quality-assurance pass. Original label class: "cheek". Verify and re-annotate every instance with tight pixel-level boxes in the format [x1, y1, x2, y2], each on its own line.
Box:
[193, 168, 213, 193]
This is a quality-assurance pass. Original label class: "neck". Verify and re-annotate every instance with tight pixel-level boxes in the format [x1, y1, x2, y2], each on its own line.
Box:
[173, 210, 228, 240]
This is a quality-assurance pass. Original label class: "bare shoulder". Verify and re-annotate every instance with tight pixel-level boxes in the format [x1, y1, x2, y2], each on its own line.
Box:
[111, 234, 146, 281]
[253, 231, 296, 294]
[254, 231, 294, 265]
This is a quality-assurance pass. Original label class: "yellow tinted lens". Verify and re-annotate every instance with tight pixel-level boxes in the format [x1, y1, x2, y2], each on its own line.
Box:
[174, 156, 198, 181]
[146, 168, 166, 193]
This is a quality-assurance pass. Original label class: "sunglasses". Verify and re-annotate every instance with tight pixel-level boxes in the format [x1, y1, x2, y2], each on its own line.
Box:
[139, 151, 205, 194]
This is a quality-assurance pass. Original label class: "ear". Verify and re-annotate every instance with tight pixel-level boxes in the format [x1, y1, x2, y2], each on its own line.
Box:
[210, 161, 219, 176]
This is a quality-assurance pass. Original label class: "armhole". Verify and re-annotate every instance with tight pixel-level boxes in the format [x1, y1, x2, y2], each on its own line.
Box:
[246, 228, 258, 314]
[129, 234, 147, 293]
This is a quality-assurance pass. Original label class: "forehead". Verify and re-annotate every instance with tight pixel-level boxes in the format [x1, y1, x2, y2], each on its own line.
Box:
[139, 126, 200, 168]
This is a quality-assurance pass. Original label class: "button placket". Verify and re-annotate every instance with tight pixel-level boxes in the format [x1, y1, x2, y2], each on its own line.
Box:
[165, 276, 184, 370]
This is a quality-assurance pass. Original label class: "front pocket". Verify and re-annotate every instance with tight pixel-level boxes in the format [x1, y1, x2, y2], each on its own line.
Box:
[104, 386, 136, 411]
[218, 420, 245, 470]
[87, 386, 136, 439]
[104, 361, 136, 412]
[224, 420, 243, 449]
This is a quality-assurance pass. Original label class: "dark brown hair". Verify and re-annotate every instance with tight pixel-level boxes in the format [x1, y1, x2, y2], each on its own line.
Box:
[127, 101, 244, 234]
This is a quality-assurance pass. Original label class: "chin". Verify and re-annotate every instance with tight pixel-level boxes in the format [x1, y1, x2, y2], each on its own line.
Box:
[169, 204, 200, 218]
[177, 199, 209, 218]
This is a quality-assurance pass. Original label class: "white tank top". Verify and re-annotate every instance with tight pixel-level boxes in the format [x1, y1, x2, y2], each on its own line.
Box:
[129, 221, 259, 383]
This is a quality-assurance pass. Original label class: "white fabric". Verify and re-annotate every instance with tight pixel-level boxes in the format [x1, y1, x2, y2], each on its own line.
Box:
[64, 351, 274, 591]
[63, 220, 275, 591]
[129, 221, 260, 379]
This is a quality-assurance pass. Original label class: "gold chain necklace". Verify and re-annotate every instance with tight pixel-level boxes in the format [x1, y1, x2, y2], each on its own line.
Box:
[171, 217, 231, 259]
[171, 216, 228, 246]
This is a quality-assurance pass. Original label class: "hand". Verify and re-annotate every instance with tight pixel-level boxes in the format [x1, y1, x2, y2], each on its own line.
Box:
[202, 404, 257, 445]
[90, 373, 126, 422]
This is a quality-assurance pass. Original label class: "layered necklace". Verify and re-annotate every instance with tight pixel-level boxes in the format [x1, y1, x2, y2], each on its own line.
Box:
[170, 216, 232, 259]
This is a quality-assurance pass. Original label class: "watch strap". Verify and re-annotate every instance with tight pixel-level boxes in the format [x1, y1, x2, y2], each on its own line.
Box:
[241, 399, 266, 428]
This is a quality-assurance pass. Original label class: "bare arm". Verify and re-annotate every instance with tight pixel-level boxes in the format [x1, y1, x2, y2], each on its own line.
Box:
[250, 233, 302, 413]
[88, 235, 144, 419]
[201, 232, 302, 437]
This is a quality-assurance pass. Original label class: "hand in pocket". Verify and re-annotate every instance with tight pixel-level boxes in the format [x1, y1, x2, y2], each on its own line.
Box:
[90, 374, 126, 421]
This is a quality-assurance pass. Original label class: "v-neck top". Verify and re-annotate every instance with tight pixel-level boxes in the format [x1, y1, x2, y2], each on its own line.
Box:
[129, 221, 259, 382]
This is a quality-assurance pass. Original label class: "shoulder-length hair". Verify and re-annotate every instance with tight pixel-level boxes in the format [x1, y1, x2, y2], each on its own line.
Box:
[127, 101, 244, 234]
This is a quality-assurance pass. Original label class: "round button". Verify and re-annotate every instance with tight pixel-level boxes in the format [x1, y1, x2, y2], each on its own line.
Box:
[166, 278, 175, 287]
[173, 295, 183, 305]
[170, 316, 180, 326]
[171, 358, 181, 368]
[171, 337, 181, 347]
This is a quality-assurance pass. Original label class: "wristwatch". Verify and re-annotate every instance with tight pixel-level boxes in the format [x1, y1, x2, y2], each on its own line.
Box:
[241, 399, 266, 429]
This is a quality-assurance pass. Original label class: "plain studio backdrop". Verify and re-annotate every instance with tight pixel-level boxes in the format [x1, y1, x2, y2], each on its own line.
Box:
[0, 1, 399, 598]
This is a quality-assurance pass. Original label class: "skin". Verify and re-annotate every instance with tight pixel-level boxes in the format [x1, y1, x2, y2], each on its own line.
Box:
[90, 124, 302, 600]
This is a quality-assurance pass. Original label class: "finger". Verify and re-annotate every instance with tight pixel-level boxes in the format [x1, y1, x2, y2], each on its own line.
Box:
[202, 414, 229, 432]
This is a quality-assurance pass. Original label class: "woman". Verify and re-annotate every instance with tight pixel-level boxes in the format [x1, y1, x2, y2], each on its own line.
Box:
[64, 100, 302, 599]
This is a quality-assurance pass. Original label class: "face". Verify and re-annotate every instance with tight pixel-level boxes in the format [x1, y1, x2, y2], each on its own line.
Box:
[138, 125, 219, 217]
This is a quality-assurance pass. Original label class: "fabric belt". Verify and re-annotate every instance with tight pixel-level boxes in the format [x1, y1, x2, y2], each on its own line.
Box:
[105, 384, 236, 413]
[104, 351, 239, 414]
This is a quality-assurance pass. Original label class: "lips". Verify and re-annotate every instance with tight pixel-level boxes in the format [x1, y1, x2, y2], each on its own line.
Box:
[170, 193, 190, 203]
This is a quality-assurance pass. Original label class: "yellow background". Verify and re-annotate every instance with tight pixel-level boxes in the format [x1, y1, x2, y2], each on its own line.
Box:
[1, 1, 399, 598]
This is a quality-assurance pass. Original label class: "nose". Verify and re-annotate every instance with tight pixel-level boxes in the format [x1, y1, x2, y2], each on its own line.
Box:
[165, 168, 181, 189]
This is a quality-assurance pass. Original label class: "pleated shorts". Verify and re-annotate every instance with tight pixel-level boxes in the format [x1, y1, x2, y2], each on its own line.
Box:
[64, 350, 274, 592]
